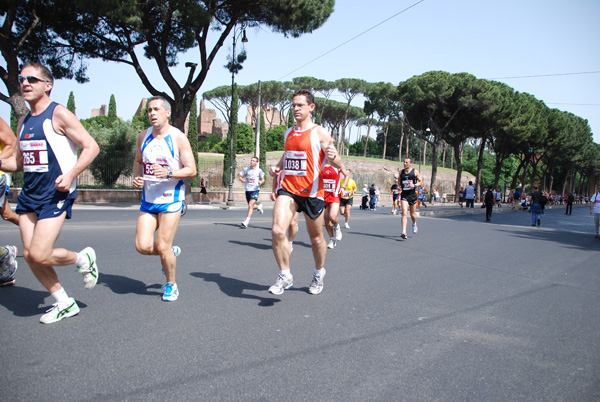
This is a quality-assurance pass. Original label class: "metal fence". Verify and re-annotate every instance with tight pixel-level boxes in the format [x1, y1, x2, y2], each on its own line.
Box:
[8, 154, 226, 190]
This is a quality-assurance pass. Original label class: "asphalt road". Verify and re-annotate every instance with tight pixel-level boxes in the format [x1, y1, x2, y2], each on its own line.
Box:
[1, 203, 599, 401]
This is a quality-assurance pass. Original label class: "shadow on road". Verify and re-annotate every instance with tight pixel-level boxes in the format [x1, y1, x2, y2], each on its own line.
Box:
[98, 273, 162, 296]
[190, 272, 280, 306]
[0, 285, 88, 317]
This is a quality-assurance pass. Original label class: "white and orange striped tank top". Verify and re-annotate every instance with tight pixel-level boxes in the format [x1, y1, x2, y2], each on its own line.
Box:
[277, 124, 325, 199]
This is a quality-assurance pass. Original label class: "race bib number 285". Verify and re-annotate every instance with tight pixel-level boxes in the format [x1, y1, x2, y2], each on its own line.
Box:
[21, 140, 49, 172]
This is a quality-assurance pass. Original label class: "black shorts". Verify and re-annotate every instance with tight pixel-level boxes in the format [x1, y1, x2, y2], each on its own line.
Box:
[277, 188, 325, 219]
[401, 192, 418, 206]
[340, 197, 353, 207]
[465, 199, 474, 208]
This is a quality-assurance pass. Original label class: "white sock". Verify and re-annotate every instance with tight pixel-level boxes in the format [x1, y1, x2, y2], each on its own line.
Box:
[314, 268, 324, 276]
[289, 241, 293, 247]
[243, 218, 250, 224]
[51, 288, 69, 303]
[281, 269, 291, 278]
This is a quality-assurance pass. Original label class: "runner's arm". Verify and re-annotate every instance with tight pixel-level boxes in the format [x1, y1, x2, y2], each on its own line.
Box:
[167, 133, 197, 180]
[52, 105, 100, 191]
[318, 126, 342, 169]
[0, 117, 20, 172]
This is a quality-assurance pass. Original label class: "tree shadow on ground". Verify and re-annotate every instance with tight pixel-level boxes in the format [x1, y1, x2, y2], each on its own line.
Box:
[228, 240, 272, 250]
[98, 272, 162, 296]
[0, 285, 88, 317]
[348, 231, 402, 242]
[190, 272, 280, 306]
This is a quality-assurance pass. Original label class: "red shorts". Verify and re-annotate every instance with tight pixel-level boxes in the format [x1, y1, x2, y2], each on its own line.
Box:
[324, 192, 340, 205]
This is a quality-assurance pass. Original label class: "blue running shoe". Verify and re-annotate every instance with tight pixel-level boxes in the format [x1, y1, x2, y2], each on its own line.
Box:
[162, 282, 179, 301]
[172, 246, 181, 257]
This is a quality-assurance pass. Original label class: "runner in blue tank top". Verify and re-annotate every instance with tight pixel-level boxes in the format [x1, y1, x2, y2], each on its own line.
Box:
[0, 62, 100, 324]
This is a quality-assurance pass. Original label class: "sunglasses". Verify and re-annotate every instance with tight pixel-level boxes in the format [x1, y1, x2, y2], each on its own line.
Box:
[18, 75, 50, 84]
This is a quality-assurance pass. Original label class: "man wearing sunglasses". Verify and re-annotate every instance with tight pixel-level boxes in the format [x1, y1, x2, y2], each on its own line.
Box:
[0, 62, 100, 324]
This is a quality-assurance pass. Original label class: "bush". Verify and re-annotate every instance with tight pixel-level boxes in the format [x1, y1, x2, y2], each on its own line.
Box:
[87, 120, 138, 187]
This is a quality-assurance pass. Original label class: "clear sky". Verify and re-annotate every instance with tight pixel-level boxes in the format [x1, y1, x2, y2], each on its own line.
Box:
[1, 0, 599, 143]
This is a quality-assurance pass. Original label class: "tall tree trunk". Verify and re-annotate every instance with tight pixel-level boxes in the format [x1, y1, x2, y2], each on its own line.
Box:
[398, 122, 404, 161]
[453, 142, 464, 199]
[363, 118, 373, 157]
[422, 141, 427, 167]
[442, 142, 446, 168]
[475, 138, 486, 201]
[429, 141, 439, 194]
[382, 120, 389, 160]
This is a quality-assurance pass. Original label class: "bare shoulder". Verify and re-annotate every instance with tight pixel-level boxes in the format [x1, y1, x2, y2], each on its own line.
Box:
[175, 128, 192, 148]
[52, 104, 84, 126]
[137, 128, 150, 141]
[316, 125, 333, 146]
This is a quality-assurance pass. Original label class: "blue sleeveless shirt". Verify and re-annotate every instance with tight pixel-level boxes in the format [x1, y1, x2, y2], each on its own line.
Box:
[18, 102, 78, 204]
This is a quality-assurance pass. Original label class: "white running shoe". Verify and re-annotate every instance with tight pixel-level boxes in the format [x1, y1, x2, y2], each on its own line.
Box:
[162, 282, 179, 301]
[241, 220, 248, 228]
[268, 273, 293, 295]
[172, 246, 181, 257]
[345, 223, 350, 229]
[401, 232, 407, 239]
[257, 204, 264, 215]
[412, 223, 418, 234]
[334, 225, 342, 241]
[308, 268, 326, 295]
[40, 298, 80, 324]
[327, 239, 336, 249]
[77, 247, 98, 289]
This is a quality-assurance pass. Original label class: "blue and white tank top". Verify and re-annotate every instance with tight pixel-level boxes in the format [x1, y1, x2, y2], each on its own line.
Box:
[141, 126, 184, 204]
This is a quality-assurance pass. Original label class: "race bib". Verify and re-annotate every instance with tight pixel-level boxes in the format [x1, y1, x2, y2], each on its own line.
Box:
[247, 176, 258, 185]
[283, 151, 307, 176]
[143, 156, 169, 181]
[21, 140, 49, 172]
[402, 179, 413, 191]
[324, 179, 336, 193]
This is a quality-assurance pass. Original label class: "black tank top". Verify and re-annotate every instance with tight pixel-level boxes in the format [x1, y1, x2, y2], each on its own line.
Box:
[400, 169, 417, 192]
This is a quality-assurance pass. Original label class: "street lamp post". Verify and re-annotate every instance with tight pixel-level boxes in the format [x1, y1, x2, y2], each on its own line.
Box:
[226, 23, 248, 206]
[419, 126, 430, 173]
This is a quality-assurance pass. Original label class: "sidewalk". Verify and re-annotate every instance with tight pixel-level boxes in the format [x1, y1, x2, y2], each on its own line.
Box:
[67, 200, 589, 216]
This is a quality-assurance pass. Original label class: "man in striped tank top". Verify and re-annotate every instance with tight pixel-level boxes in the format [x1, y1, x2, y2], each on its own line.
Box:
[268, 90, 343, 296]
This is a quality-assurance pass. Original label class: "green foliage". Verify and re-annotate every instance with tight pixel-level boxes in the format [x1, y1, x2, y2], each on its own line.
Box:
[108, 94, 117, 121]
[349, 137, 382, 157]
[266, 125, 285, 151]
[87, 120, 138, 187]
[132, 107, 151, 130]
[67, 92, 76, 115]
[31, 0, 334, 130]
[288, 108, 295, 127]
[10, 109, 18, 133]
[235, 123, 254, 154]
[80, 115, 115, 130]
[199, 134, 225, 152]
[188, 96, 199, 186]
[259, 113, 267, 173]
